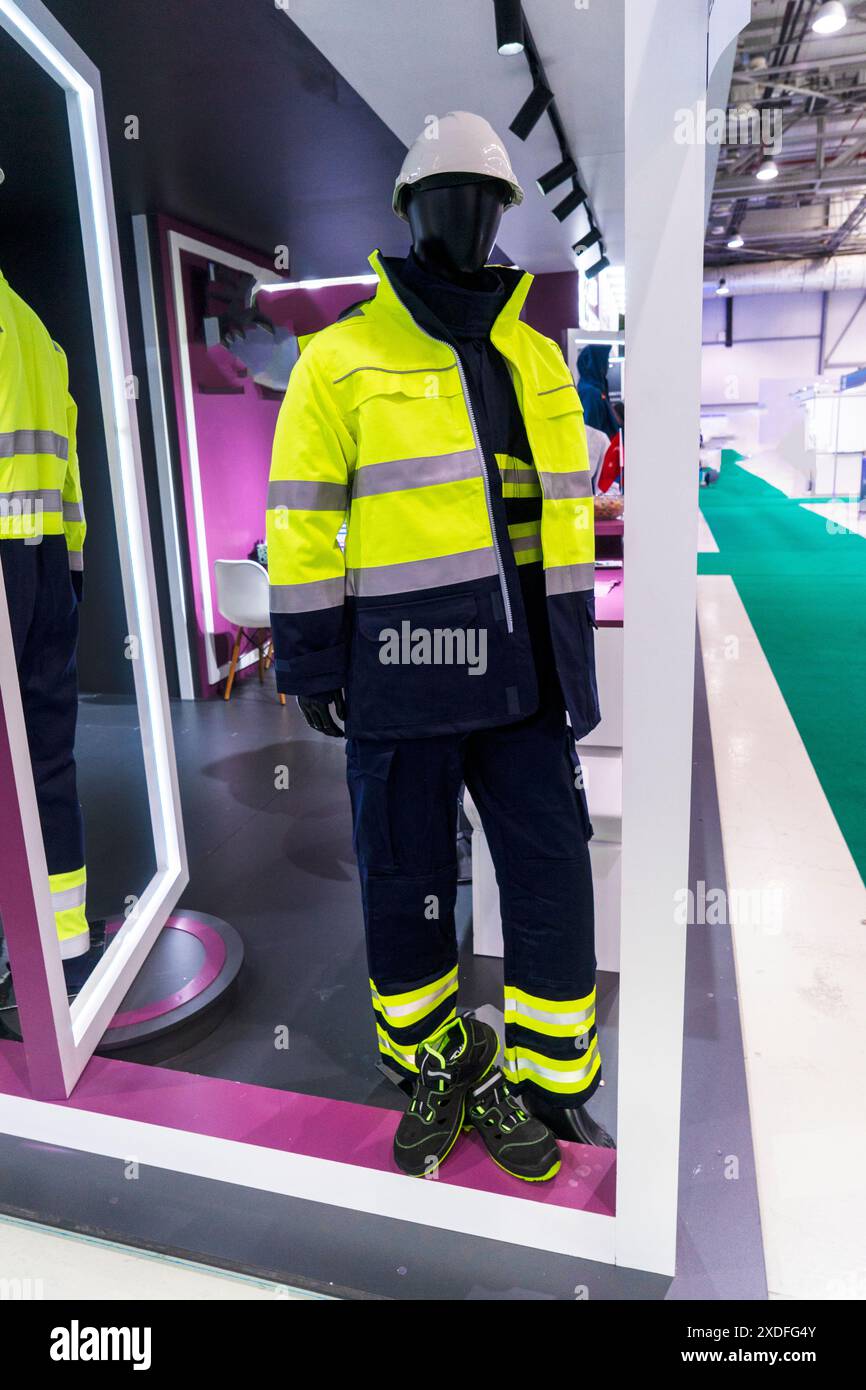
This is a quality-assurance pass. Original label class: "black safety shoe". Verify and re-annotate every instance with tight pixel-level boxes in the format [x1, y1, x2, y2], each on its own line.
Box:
[393, 1016, 499, 1178]
[465, 1068, 561, 1182]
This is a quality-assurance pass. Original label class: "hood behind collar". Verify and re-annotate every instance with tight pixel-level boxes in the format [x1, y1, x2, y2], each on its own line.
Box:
[577, 344, 611, 386]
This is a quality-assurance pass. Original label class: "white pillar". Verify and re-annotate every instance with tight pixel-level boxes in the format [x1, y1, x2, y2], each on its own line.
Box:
[616, 0, 748, 1275]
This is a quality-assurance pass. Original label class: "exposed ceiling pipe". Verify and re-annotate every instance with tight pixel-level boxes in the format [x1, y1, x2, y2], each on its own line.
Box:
[703, 252, 866, 294]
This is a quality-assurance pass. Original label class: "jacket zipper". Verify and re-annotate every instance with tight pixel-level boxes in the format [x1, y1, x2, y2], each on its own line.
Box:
[414, 325, 514, 635]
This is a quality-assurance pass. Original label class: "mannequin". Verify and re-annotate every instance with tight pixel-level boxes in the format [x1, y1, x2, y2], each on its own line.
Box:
[296, 174, 509, 736]
[292, 169, 613, 1150]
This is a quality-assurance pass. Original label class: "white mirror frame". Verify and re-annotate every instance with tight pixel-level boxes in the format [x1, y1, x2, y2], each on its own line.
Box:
[0, 0, 187, 1097]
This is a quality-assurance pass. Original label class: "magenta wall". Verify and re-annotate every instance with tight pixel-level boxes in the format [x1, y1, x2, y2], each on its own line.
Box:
[158, 217, 375, 696]
[524, 271, 581, 354]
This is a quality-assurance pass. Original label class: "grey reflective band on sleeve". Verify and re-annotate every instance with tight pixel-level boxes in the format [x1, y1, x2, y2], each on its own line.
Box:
[0, 487, 62, 512]
[267, 479, 347, 511]
[269, 575, 345, 613]
[347, 546, 498, 597]
[68, 551, 84, 571]
[537, 470, 593, 500]
[62, 500, 85, 522]
[351, 449, 479, 500]
[537, 382, 578, 397]
[0, 429, 69, 460]
[544, 562, 596, 595]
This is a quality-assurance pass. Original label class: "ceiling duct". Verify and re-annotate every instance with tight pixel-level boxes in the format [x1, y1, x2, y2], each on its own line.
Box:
[703, 253, 866, 295]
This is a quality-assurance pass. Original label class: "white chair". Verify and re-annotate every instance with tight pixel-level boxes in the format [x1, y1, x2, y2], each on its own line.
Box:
[213, 559, 285, 703]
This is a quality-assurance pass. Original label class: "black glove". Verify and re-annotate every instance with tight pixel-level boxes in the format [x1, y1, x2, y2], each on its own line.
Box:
[297, 689, 346, 737]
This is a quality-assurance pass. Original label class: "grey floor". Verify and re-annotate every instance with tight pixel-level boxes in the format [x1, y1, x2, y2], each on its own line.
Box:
[0, 653, 765, 1299]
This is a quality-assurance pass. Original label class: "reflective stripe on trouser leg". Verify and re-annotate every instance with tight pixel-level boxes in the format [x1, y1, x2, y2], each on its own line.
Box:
[49, 865, 88, 948]
[461, 694, 601, 1106]
[371, 965, 459, 1076]
[503, 984, 601, 1097]
[346, 735, 464, 1083]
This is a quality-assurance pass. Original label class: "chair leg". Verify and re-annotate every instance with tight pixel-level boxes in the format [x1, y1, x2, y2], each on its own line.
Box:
[257, 629, 265, 684]
[264, 637, 274, 670]
[224, 628, 242, 701]
[279, 693, 286, 706]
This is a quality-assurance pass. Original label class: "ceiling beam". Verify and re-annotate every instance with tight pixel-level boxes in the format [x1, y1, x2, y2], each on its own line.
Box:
[713, 167, 866, 197]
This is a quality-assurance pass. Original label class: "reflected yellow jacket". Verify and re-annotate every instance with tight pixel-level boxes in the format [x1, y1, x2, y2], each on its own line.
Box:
[0, 269, 85, 567]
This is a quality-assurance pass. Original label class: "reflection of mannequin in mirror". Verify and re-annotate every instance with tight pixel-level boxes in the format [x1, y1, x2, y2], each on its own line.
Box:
[267, 113, 612, 1164]
[0, 268, 90, 978]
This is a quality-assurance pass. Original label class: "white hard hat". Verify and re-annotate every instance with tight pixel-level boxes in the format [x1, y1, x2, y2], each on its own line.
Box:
[393, 111, 524, 220]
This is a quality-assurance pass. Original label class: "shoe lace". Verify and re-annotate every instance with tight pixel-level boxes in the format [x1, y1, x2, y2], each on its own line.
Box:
[469, 1070, 529, 1135]
[408, 1070, 454, 1124]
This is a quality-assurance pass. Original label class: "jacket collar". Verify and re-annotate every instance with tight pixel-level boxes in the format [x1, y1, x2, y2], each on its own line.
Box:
[368, 249, 533, 340]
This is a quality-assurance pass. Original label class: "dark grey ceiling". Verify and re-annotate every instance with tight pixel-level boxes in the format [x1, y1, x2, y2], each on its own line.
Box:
[41, 0, 411, 274]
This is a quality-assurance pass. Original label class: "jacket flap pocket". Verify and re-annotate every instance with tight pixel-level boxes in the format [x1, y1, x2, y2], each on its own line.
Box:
[532, 382, 582, 418]
[337, 364, 463, 411]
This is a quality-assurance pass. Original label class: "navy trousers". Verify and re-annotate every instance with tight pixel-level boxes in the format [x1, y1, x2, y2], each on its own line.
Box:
[347, 690, 601, 1107]
[0, 538, 87, 949]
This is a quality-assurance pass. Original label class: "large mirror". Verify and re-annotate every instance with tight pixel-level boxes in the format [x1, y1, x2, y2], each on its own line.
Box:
[0, 0, 186, 1096]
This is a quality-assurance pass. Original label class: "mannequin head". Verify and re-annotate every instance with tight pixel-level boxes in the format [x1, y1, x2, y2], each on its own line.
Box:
[405, 174, 509, 283]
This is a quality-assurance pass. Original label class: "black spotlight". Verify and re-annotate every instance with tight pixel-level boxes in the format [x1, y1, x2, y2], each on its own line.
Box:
[552, 183, 587, 222]
[572, 227, 602, 257]
[494, 0, 524, 54]
[510, 83, 554, 141]
[585, 255, 610, 280]
[537, 156, 577, 196]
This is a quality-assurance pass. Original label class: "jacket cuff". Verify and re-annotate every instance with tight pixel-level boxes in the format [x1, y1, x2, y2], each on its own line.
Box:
[273, 643, 347, 697]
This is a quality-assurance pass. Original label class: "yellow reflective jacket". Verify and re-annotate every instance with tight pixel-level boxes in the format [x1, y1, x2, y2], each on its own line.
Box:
[0, 269, 85, 567]
[267, 250, 599, 740]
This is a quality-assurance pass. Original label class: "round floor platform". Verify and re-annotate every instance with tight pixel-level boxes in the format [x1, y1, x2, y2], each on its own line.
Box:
[1, 912, 243, 1060]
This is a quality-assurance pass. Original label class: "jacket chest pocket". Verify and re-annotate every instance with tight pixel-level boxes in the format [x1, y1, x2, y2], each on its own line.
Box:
[341, 368, 472, 462]
[524, 382, 588, 479]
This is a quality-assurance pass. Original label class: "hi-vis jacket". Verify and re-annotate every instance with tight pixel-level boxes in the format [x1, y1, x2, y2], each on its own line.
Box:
[267, 250, 599, 741]
[0, 270, 86, 568]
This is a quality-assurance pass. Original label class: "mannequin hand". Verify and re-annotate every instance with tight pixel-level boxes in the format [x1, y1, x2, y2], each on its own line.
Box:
[297, 689, 346, 737]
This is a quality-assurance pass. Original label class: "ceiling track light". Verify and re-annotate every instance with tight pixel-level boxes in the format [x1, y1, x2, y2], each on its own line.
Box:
[509, 82, 554, 141]
[585, 255, 610, 281]
[756, 154, 779, 181]
[537, 155, 577, 196]
[494, 0, 524, 54]
[500, 10, 607, 266]
[727, 233, 745, 250]
[572, 227, 602, 257]
[812, 1, 847, 35]
[552, 183, 587, 222]
[716, 277, 731, 296]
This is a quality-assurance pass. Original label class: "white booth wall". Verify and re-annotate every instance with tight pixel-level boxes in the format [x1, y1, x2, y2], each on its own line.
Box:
[701, 287, 866, 458]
